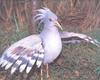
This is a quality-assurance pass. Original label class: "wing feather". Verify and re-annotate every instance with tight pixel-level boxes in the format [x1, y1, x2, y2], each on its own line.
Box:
[0, 35, 45, 74]
[60, 31, 100, 46]
[26, 53, 39, 73]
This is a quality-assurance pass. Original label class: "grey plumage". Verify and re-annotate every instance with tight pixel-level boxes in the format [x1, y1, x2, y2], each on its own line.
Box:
[61, 31, 100, 46]
[0, 8, 62, 74]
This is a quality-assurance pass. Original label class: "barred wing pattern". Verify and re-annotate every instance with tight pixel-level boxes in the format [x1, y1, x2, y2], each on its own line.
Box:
[61, 31, 100, 46]
[0, 35, 44, 74]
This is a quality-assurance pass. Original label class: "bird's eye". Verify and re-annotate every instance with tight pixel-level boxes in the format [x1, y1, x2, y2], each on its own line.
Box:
[49, 18, 52, 21]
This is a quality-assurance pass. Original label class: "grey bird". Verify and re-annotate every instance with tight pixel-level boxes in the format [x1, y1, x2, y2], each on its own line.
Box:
[0, 8, 63, 76]
[0, 7, 99, 79]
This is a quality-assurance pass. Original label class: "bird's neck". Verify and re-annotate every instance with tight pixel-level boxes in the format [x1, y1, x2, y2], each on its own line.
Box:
[40, 24, 59, 36]
[43, 23, 58, 32]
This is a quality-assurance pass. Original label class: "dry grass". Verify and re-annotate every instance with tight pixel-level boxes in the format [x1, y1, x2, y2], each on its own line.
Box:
[43, 0, 100, 32]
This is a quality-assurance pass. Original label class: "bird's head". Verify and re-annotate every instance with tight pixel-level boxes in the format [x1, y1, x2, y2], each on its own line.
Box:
[34, 7, 63, 30]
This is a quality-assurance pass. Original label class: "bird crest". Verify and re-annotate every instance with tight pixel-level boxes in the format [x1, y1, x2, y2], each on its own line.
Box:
[34, 7, 57, 24]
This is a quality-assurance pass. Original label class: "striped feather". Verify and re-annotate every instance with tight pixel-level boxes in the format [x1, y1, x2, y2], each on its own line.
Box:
[26, 53, 39, 73]
[11, 56, 24, 74]
[0, 35, 44, 74]
[60, 31, 100, 46]
[36, 53, 44, 68]
[5, 54, 20, 70]
[19, 55, 29, 72]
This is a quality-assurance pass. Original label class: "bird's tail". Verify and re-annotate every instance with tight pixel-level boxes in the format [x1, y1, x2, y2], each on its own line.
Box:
[60, 31, 100, 47]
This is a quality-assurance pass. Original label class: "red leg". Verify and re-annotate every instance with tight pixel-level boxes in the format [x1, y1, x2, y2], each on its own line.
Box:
[41, 66, 43, 80]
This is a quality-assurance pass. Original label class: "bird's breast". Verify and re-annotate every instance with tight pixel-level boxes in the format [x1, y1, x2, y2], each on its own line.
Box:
[41, 32, 62, 64]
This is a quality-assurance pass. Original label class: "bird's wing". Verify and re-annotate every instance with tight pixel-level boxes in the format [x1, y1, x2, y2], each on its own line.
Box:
[0, 35, 44, 74]
[60, 31, 100, 46]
